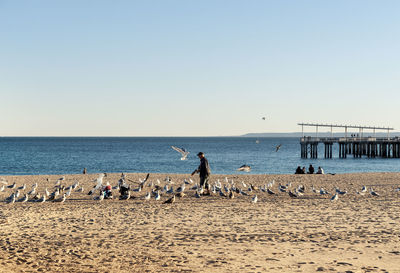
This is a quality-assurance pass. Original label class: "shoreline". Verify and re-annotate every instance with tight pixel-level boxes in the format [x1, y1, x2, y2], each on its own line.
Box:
[1, 172, 400, 272]
[1, 170, 400, 178]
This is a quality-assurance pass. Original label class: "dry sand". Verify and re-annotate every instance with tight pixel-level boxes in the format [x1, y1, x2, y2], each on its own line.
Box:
[1, 172, 400, 273]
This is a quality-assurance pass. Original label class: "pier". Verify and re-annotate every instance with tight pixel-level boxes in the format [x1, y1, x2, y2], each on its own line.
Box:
[299, 123, 399, 159]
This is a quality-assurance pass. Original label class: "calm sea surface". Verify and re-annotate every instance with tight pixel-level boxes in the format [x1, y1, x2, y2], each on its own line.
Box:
[0, 137, 399, 176]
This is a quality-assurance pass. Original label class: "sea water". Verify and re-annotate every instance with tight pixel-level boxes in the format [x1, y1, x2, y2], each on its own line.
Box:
[0, 137, 399, 175]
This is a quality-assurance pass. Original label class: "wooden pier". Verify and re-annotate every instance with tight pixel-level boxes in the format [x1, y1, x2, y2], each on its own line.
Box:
[299, 123, 399, 159]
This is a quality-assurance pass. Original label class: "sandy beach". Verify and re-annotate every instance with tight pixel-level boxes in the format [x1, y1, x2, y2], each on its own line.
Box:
[1, 172, 400, 273]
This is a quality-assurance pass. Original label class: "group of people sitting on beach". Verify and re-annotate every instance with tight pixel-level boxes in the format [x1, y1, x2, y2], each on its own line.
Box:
[295, 164, 324, 175]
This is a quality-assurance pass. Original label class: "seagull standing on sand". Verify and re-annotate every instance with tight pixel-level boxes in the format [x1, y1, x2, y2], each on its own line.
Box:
[164, 195, 175, 204]
[88, 173, 106, 195]
[370, 188, 379, 197]
[252, 195, 258, 203]
[331, 193, 338, 201]
[155, 191, 161, 201]
[171, 146, 190, 160]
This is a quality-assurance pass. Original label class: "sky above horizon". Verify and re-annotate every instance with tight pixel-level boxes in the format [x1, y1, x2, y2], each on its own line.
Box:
[1, 1, 399, 136]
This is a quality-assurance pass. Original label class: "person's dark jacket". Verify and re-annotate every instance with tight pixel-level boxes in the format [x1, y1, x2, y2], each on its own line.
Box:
[197, 157, 211, 178]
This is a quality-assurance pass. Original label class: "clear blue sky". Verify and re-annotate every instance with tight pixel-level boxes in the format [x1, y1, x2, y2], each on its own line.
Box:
[1, 0, 399, 136]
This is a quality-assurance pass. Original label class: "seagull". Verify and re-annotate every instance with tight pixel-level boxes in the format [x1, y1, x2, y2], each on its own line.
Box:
[119, 191, 130, 200]
[219, 189, 227, 197]
[28, 188, 36, 196]
[164, 195, 175, 204]
[331, 193, 338, 201]
[275, 144, 282, 152]
[89, 173, 106, 195]
[294, 188, 303, 196]
[37, 195, 46, 203]
[48, 189, 60, 201]
[176, 184, 185, 193]
[229, 191, 234, 199]
[288, 190, 298, 198]
[311, 185, 317, 193]
[237, 165, 251, 172]
[395, 187, 400, 192]
[144, 192, 151, 200]
[262, 117, 266, 120]
[279, 184, 287, 193]
[17, 184, 26, 190]
[370, 188, 379, 197]
[6, 193, 16, 204]
[0, 185, 4, 192]
[319, 188, 329, 195]
[267, 188, 275, 195]
[166, 186, 174, 194]
[7, 182, 16, 189]
[297, 185, 305, 193]
[361, 186, 367, 193]
[54, 193, 67, 203]
[155, 191, 161, 201]
[195, 191, 201, 198]
[94, 192, 105, 201]
[176, 192, 185, 198]
[171, 146, 190, 160]
[335, 188, 347, 195]
[18, 194, 29, 203]
[45, 188, 50, 197]
[252, 195, 258, 203]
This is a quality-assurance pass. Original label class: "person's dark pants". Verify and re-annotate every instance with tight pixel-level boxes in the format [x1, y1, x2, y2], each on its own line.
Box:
[199, 176, 210, 190]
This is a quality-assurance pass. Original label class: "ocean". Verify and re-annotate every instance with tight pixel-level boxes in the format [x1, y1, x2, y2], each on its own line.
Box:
[0, 137, 399, 176]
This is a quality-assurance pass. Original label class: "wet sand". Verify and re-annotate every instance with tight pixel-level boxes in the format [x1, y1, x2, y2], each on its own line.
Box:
[1, 172, 400, 273]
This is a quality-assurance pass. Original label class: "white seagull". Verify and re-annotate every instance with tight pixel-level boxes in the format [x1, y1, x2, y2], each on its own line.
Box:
[331, 193, 338, 201]
[370, 188, 379, 197]
[171, 146, 190, 160]
[237, 165, 251, 172]
[252, 195, 258, 203]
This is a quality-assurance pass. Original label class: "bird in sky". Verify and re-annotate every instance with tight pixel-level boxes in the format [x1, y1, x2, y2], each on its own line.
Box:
[171, 146, 190, 160]
[275, 144, 282, 152]
[262, 117, 266, 120]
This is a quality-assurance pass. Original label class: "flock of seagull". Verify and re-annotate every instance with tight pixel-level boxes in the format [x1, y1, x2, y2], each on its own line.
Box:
[2, 174, 399, 205]
[0, 177, 81, 204]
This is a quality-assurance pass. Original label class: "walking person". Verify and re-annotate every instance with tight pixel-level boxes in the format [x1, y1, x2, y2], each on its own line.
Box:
[191, 152, 211, 195]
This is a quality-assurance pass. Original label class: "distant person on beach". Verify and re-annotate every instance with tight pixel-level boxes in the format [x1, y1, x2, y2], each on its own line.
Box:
[317, 166, 325, 174]
[295, 166, 302, 174]
[83, 168, 87, 174]
[302, 167, 306, 174]
[191, 152, 211, 195]
[103, 182, 113, 199]
[308, 164, 315, 174]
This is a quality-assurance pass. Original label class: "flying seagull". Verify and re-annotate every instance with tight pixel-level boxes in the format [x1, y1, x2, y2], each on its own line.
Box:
[171, 146, 190, 160]
[237, 164, 251, 172]
[262, 117, 266, 120]
[275, 144, 282, 152]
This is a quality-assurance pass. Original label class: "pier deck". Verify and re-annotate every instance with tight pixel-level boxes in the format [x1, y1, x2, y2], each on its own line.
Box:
[298, 123, 398, 159]
[300, 136, 400, 158]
